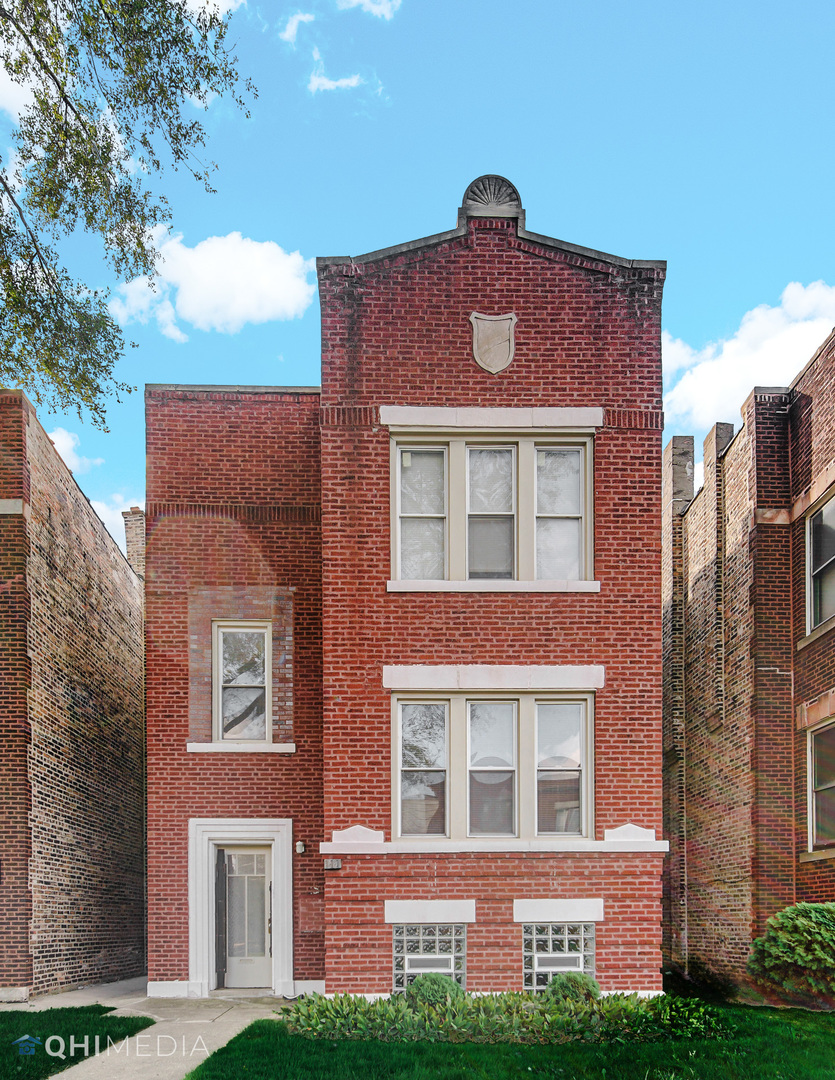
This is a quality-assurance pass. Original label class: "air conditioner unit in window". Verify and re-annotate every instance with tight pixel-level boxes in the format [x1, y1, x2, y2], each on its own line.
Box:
[536, 954, 583, 972]
[405, 955, 454, 975]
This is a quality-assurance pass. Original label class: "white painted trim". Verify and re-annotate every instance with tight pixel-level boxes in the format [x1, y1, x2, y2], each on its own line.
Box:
[387, 579, 601, 593]
[147, 980, 200, 999]
[186, 742, 296, 753]
[320, 838, 668, 854]
[384, 899, 476, 923]
[188, 818, 293, 998]
[513, 898, 604, 922]
[0, 498, 27, 517]
[603, 823, 656, 841]
[383, 665, 605, 691]
[380, 406, 604, 430]
[293, 980, 326, 995]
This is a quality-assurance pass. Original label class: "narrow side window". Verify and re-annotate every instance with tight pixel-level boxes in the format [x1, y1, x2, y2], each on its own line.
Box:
[214, 623, 271, 742]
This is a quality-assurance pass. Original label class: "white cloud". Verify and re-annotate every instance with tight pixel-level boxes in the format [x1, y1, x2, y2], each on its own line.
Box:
[91, 495, 144, 554]
[308, 48, 362, 92]
[110, 229, 315, 340]
[280, 12, 315, 43]
[663, 281, 835, 431]
[336, 0, 401, 18]
[48, 428, 104, 474]
[0, 66, 34, 120]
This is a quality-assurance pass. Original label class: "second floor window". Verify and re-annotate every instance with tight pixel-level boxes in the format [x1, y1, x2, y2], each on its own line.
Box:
[213, 622, 272, 742]
[810, 496, 835, 629]
[396, 436, 590, 583]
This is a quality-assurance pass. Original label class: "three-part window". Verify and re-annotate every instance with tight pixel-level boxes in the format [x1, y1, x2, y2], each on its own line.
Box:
[212, 621, 272, 743]
[395, 436, 590, 582]
[397, 696, 591, 839]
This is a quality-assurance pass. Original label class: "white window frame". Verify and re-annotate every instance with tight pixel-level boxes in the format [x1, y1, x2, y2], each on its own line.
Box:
[807, 492, 835, 634]
[390, 430, 594, 590]
[399, 701, 450, 838]
[212, 620, 272, 744]
[396, 445, 449, 581]
[393, 693, 594, 842]
[808, 717, 835, 850]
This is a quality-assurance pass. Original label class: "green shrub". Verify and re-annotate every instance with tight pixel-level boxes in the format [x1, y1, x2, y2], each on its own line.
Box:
[281, 991, 730, 1045]
[543, 971, 601, 1003]
[747, 902, 835, 1004]
[404, 972, 465, 1007]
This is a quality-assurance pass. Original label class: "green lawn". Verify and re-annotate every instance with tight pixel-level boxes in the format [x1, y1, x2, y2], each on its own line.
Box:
[184, 1005, 835, 1080]
[0, 1005, 155, 1080]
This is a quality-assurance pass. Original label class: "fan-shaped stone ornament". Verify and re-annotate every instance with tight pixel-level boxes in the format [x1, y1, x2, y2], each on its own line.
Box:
[469, 312, 518, 374]
[458, 175, 524, 226]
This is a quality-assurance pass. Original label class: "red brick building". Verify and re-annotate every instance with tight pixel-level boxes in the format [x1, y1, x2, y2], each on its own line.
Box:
[145, 176, 669, 997]
[662, 329, 835, 987]
[0, 392, 145, 1001]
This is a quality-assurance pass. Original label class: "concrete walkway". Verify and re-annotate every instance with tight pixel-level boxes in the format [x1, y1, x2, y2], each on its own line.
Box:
[1, 977, 286, 1079]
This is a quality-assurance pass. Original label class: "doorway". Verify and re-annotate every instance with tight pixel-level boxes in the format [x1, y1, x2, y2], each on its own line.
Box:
[215, 846, 272, 988]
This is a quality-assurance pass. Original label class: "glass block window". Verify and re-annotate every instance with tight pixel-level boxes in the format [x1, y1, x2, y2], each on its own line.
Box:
[522, 922, 595, 991]
[392, 924, 466, 991]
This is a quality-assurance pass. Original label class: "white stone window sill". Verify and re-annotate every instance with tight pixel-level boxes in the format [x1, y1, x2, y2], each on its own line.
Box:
[387, 580, 601, 593]
[319, 839, 668, 855]
[799, 848, 835, 863]
[186, 742, 296, 754]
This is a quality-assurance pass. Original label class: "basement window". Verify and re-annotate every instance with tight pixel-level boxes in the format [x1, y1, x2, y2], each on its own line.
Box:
[522, 922, 595, 991]
[392, 924, 466, 991]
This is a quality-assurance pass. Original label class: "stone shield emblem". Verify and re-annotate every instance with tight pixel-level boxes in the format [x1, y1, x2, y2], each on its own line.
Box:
[469, 312, 518, 374]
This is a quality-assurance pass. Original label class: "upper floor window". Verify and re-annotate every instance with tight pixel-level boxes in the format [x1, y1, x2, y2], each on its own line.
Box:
[810, 496, 835, 629]
[213, 621, 272, 743]
[397, 695, 592, 841]
[395, 436, 591, 584]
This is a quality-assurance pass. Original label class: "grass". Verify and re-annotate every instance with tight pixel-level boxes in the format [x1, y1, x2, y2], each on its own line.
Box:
[184, 1004, 835, 1080]
[0, 1004, 155, 1080]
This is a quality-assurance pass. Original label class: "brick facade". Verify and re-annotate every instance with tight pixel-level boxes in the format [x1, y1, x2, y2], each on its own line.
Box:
[145, 177, 669, 996]
[0, 392, 145, 999]
[663, 329, 835, 987]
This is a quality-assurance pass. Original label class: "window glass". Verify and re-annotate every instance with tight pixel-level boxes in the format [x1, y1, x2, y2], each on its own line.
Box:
[812, 500, 835, 627]
[537, 703, 583, 835]
[813, 724, 835, 846]
[401, 450, 445, 515]
[220, 630, 267, 740]
[536, 519, 581, 580]
[537, 450, 581, 515]
[401, 704, 447, 836]
[468, 448, 514, 580]
[469, 702, 516, 835]
[469, 448, 513, 512]
[400, 449, 445, 580]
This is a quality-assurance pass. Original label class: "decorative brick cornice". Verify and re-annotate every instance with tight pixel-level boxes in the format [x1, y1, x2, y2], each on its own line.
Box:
[320, 406, 379, 428]
[604, 409, 664, 430]
[146, 502, 320, 522]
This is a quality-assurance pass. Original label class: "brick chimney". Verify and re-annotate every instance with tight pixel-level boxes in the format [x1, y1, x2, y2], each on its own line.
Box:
[121, 506, 146, 581]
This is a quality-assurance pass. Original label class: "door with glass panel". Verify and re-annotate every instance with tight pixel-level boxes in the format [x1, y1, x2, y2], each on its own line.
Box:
[215, 847, 272, 988]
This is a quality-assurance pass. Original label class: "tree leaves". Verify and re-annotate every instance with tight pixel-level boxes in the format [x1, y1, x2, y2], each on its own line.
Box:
[0, 0, 254, 427]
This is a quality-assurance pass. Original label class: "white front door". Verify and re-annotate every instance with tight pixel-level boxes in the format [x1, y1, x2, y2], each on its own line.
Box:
[218, 847, 272, 988]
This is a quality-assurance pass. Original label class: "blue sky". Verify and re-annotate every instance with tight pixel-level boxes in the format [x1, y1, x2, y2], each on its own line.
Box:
[3, 0, 835, 546]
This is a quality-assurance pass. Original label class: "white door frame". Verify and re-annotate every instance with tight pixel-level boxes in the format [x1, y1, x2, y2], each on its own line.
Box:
[188, 818, 293, 997]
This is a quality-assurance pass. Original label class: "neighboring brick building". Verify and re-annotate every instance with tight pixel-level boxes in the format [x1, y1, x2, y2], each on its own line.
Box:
[0, 392, 145, 1001]
[662, 328, 835, 987]
[145, 176, 669, 997]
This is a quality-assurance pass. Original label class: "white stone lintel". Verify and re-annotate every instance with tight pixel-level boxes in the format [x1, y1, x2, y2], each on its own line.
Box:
[384, 899, 476, 923]
[0, 498, 29, 519]
[380, 406, 604, 430]
[383, 665, 605, 691]
[513, 898, 604, 923]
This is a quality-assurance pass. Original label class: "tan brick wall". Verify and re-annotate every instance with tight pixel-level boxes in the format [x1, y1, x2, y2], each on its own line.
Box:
[25, 400, 145, 995]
